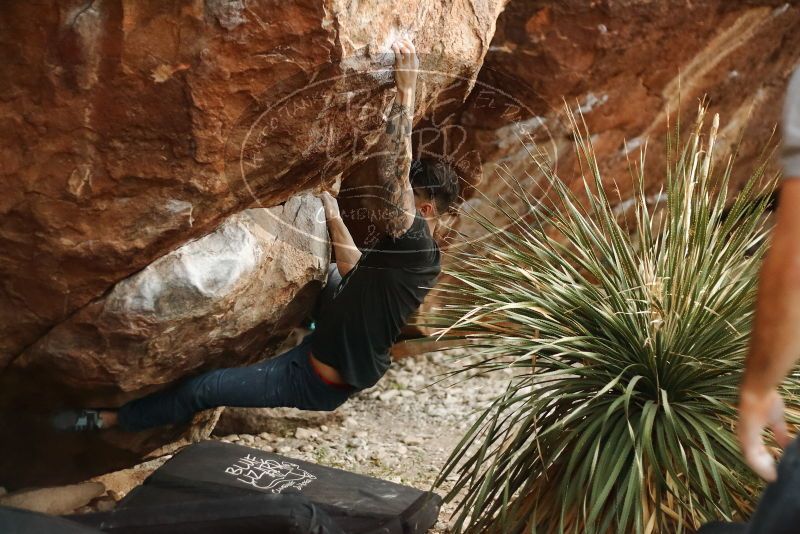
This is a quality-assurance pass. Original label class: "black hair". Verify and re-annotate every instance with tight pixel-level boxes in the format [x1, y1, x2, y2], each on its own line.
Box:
[409, 158, 460, 215]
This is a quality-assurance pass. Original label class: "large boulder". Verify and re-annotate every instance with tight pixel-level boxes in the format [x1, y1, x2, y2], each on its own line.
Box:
[0, 0, 506, 488]
[12, 195, 329, 403]
[0, 196, 327, 488]
[0, 0, 507, 370]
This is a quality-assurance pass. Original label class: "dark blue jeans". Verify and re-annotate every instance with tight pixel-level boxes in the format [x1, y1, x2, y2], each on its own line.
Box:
[699, 437, 800, 534]
[117, 334, 352, 432]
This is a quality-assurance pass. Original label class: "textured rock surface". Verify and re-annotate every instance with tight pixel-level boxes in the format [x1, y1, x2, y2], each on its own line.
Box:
[451, 0, 800, 242]
[0, 0, 506, 370]
[13, 195, 329, 402]
[0, 0, 505, 489]
[0, 482, 105, 515]
[0, 197, 326, 489]
[213, 406, 343, 437]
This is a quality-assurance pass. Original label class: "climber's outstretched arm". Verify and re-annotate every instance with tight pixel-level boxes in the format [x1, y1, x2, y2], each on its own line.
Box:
[320, 191, 361, 276]
[374, 38, 418, 238]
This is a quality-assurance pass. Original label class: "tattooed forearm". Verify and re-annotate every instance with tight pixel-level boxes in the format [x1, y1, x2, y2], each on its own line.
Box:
[373, 37, 418, 238]
[376, 98, 415, 237]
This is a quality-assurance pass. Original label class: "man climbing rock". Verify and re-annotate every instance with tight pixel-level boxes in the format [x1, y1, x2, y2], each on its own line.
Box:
[54, 38, 460, 432]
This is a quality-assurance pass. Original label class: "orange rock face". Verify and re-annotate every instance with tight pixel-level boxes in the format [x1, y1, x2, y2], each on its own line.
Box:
[0, 0, 506, 371]
[452, 0, 800, 242]
[0, 0, 506, 487]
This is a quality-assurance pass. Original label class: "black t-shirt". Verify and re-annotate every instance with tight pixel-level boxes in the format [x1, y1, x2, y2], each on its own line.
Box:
[310, 214, 441, 390]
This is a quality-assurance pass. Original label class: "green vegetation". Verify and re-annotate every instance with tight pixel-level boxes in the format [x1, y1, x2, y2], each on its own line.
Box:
[430, 108, 794, 532]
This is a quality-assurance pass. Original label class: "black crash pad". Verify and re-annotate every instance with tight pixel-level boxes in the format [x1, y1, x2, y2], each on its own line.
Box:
[1, 505, 104, 533]
[79, 440, 441, 534]
[69, 493, 343, 534]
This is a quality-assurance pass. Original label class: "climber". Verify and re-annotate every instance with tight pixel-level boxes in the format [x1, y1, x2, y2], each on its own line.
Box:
[53, 37, 461, 433]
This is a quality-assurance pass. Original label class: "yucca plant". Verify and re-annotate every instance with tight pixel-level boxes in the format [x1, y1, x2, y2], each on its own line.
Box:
[429, 107, 796, 533]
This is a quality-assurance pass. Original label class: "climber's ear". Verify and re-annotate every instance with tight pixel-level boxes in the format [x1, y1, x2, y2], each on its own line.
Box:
[413, 190, 437, 219]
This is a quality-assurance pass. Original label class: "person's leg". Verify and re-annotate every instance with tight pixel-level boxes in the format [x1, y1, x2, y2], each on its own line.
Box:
[744, 436, 800, 533]
[116, 340, 310, 432]
[116, 335, 352, 432]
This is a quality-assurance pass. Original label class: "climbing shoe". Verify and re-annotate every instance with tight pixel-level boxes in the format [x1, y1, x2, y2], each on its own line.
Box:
[51, 409, 105, 431]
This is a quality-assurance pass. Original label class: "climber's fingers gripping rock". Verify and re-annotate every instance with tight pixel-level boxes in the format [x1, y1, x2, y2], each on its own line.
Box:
[390, 38, 418, 97]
